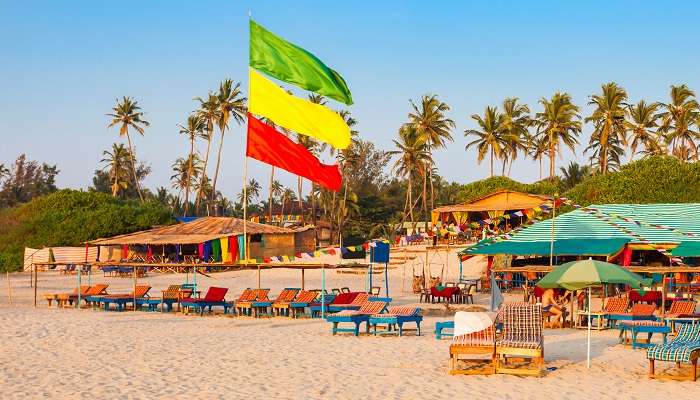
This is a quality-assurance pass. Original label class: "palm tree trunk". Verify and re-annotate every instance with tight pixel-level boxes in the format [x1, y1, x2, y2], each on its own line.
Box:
[184, 137, 194, 216]
[196, 133, 212, 214]
[211, 129, 225, 216]
[429, 169, 434, 212]
[408, 175, 414, 223]
[490, 147, 494, 177]
[311, 183, 318, 245]
[549, 135, 555, 180]
[268, 166, 275, 222]
[297, 176, 303, 223]
[339, 178, 349, 246]
[501, 157, 506, 176]
[281, 193, 286, 216]
[539, 156, 543, 181]
[125, 132, 143, 202]
[422, 168, 428, 232]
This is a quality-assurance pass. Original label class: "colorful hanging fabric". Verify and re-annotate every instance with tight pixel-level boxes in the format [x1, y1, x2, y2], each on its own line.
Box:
[249, 19, 353, 105]
[228, 236, 239, 262]
[237, 235, 246, 260]
[220, 237, 230, 263]
[197, 243, 204, 260]
[203, 241, 212, 262]
[211, 239, 222, 263]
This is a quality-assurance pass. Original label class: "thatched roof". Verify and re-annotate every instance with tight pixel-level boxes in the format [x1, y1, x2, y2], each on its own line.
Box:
[432, 190, 552, 213]
[91, 217, 294, 246]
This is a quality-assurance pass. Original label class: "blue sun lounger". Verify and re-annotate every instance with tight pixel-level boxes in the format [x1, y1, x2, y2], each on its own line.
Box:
[369, 306, 423, 336]
[326, 299, 390, 336]
[180, 287, 231, 316]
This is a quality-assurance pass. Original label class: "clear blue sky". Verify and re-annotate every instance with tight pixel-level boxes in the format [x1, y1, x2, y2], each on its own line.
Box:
[2, 1, 699, 199]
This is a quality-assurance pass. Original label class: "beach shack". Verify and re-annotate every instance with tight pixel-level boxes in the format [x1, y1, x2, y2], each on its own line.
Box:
[91, 217, 313, 262]
[463, 203, 700, 297]
[431, 190, 553, 240]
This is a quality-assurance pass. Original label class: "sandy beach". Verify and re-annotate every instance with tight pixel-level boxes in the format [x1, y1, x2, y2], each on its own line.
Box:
[1, 254, 696, 399]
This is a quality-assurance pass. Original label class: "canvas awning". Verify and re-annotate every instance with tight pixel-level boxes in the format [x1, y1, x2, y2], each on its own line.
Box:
[671, 241, 700, 257]
[432, 190, 552, 213]
[466, 238, 629, 256]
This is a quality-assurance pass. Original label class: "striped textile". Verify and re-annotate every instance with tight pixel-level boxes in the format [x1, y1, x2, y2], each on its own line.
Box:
[603, 297, 629, 313]
[496, 303, 543, 350]
[452, 326, 495, 346]
[349, 293, 369, 306]
[384, 306, 420, 316]
[235, 289, 255, 302]
[646, 325, 700, 363]
[273, 289, 299, 303]
[665, 301, 697, 318]
[292, 290, 317, 303]
[629, 303, 656, 316]
[618, 320, 665, 327]
[334, 301, 387, 316]
[24, 246, 99, 271]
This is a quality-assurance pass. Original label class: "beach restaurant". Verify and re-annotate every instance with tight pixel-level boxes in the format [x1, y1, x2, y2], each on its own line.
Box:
[462, 203, 700, 293]
[431, 190, 553, 236]
[90, 216, 315, 263]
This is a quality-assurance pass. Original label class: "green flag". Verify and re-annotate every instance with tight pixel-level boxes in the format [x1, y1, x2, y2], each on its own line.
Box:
[250, 19, 353, 105]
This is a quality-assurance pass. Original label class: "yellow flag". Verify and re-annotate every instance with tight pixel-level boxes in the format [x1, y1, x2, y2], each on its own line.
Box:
[249, 69, 351, 149]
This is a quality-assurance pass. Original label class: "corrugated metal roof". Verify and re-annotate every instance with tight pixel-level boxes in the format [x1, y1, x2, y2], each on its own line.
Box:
[490, 204, 700, 244]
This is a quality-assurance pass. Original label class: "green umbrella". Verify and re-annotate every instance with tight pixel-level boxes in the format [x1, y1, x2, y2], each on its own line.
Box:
[536, 259, 652, 369]
[537, 259, 651, 291]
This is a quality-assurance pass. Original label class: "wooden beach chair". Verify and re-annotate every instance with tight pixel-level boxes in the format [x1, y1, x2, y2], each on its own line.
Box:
[308, 292, 339, 318]
[270, 288, 302, 317]
[609, 302, 656, 329]
[44, 285, 90, 307]
[253, 288, 298, 317]
[576, 296, 629, 330]
[234, 289, 269, 317]
[369, 305, 422, 336]
[449, 312, 496, 375]
[181, 287, 231, 316]
[285, 290, 321, 318]
[495, 303, 544, 376]
[326, 300, 389, 336]
[70, 284, 109, 307]
[95, 285, 152, 311]
[647, 324, 700, 381]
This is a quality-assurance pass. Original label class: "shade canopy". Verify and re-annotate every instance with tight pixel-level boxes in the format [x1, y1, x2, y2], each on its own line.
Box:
[432, 190, 552, 213]
[670, 241, 700, 257]
[536, 259, 652, 291]
[466, 238, 629, 256]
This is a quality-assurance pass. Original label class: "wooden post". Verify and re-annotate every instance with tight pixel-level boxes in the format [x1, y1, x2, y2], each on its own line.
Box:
[6, 271, 12, 305]
[257, 264, 261, 290]
[301, 268, 305, 290]
[33, 263, 37, 308]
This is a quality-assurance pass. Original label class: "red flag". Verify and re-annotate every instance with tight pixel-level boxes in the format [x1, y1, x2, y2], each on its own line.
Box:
[246, 114, 342, 191]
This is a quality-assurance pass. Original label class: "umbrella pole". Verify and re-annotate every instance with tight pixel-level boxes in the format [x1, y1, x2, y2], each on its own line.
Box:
[77, 266, 82, 309]
[6, 271, 12, 305]
[587, 286, 591, 369]
[321, 264, 326, 319]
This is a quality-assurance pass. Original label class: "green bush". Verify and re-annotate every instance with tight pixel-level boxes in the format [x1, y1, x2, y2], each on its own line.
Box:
[0, 190, 174, 272]
[565, 156, 700, 205]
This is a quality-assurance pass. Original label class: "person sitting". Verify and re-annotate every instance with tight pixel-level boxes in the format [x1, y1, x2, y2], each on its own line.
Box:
[541, 288, 566, 328]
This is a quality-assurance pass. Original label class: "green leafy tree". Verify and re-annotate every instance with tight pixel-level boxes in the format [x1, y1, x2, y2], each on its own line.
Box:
[500, 97, 532, 176]
[100, 143, 131, 197]
[194, 93, 221, 214]
[585, 82, 628, 174]
[659, 84, 700, 161]
[178, 114, 206, 215]
[107, 96, 150, 202]
[0, 154, 59, 208]
[626, 100, 663, 158]
[388, 126, 430, 225]
[465, 106, 507, 177]
[559, 161, 591, 189]
[534, 92, 582, 179]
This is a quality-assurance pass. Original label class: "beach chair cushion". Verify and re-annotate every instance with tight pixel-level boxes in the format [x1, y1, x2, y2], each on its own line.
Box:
[334, 301, 387, 316]
[496, 303, 543, 349]
[349, 293, 369, 306]
[201, 287, 228, 302]
[291, 291, 317, 304]
[647, 342, 700, 363]
[603, 297, 629, 313]
[384, 305, 420, 316]
[452, 326, 495, 346]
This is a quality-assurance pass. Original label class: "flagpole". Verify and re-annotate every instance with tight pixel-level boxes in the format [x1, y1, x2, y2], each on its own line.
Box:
[243, 12, 251, 264]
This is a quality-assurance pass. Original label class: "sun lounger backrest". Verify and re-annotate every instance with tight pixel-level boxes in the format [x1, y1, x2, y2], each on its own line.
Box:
[294, 290, 317, 303]
[674, 324, 700, 343]
[386, 305, 420, 316]
[236, 289, 255, 302]
[86, 284, 109, 295]
[500, 303, 543, 343]
[668, 300, 696, 315]
[275, 289, 299, 302]
[203, 287, 229, 302]
[350, 293, 369, 306]
[357, 301, 387, 314]
[603, 297, 628, 313]
[452, 326, 495, 346]
[252, 289, 270, 301]
[330, 292, 358, 305]
[134, 285, 151, 298]
[630, 303, 656, 316]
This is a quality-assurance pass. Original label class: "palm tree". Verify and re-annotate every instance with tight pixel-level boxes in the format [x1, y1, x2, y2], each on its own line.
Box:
[211, 79, 247, 211]
[100, 143, 131, 197]
[527, 134, 548, 180]
[465, 106, 507, 177]
[194, 93, 221, 214]
[269, 179, 283, 220]
[559, 161, 591, 189]
[659, 84, 700, 161]
[170, 157, 190, 201]
[238, 178, 262, 206]
[585, 82, 628, 174]
[534, 92, 582, 179]
[107, 96, 150, 202]
[178, 114, 205, 215]
[500, 98, 532, 176]
[280, 188, 296, 216]
[388, 126, 430, 225]
[625, 100, 663, 158]
[405, 94, 455, 229]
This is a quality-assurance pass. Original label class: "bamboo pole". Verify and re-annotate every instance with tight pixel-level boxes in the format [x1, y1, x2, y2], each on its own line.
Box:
[33, 264, 37, 307]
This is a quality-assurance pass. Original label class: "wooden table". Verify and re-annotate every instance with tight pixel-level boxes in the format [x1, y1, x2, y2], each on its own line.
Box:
[575, 310, 608, 330]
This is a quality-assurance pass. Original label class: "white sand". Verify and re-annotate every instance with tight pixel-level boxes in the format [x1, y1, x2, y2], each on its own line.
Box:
[0, 250, 696, 399]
